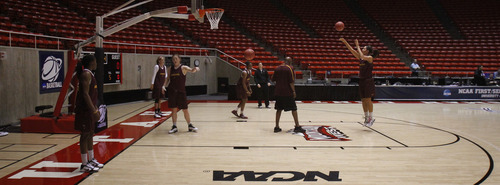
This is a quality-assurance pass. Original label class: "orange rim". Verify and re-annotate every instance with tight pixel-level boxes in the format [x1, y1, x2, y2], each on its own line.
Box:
[199, 8, 224, 18]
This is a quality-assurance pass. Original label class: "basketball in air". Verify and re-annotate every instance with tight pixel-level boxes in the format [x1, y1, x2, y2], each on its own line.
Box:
[244, 48, 255, 61]
[335, 21, 345, 31]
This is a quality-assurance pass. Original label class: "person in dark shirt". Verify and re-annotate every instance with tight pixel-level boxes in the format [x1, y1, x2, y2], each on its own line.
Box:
[272, 57, 305, 133]
[340, 38, 379, 127]
[166, 54, 200, 134]
[474, 65, 487, 86]
[254, 62, 271, 108]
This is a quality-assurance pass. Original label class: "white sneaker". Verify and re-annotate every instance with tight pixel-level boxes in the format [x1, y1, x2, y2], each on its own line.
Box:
[89, 159, 104, 168]
[168, 125, 178, 134]
[154, 113, 161, 118]
[80, 163, 99, 172]
[188, 124, 198, 132]
[365, 117, 375, 127]
[159, 111, 168, 117]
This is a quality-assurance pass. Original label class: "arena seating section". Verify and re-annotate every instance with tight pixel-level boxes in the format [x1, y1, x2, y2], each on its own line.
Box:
[143, 0, 280, 72]
[359, 0, 499, 77]
[0, 0, 498, 79]
[279, 0, 408, 78]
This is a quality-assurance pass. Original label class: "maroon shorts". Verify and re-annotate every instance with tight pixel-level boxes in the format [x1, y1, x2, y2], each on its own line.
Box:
[152, 87, 165, 99]
[274, 96, 297, 111]
[359, 78, 375, 99]
[236, 85, 249, 100]
[74, 111, 95, 132]
[168, 91, 188, 109]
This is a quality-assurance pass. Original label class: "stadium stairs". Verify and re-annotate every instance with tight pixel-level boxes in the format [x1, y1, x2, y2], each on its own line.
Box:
[425, 0, 464, 40]
[344, 0, 414, 66]
[270, 0, 320, 39]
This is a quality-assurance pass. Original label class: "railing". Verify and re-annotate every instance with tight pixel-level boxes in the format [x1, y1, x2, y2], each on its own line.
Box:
[0, 29, 247, 68]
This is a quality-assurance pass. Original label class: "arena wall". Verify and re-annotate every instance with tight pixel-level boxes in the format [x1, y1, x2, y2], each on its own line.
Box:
[0, 46, 234, 126]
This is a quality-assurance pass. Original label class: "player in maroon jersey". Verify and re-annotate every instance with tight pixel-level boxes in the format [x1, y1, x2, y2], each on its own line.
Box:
[272, 57, 305, 133]
[151, 56, 168, 118]
[166, 54, 200, 134]
[232, 61, 253, 119]
[74, 55, 103, 172]
[340, 38, 379, 127]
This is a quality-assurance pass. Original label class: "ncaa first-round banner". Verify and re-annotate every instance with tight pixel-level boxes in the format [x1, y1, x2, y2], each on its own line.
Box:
[375, 86, 500, 100]
[39, 51, 64, 94]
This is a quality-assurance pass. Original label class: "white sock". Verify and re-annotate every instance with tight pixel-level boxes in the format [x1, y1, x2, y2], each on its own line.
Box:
[369, 112, 373, 118]
[81, 153, 88, 164]
[173, 122, 177, 126]
[88, 150, 94, 160]
[364, 112, 369, 117]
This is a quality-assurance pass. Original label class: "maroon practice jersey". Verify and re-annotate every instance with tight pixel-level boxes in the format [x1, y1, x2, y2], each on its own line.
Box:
[359, 59, 373, 79]
[168, 65, 186, 93]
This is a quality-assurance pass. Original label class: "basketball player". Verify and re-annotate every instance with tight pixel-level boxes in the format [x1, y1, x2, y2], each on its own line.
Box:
[272, 57, 305, 133]
[74, 55, 104, 172]
[166, 54, 199, 134]
[340, 38, 379, 127]
[151, 56, 168, 118]
[231, 61, 253, 119]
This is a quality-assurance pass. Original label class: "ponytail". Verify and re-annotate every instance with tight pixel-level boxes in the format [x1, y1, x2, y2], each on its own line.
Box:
[366, 45, 379, 58]
[372, 49, 380, 58]
[76, 61, 83, 77]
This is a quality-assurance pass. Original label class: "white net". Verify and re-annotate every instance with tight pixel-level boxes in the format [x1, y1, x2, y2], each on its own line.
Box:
[205, 8, 224, 30]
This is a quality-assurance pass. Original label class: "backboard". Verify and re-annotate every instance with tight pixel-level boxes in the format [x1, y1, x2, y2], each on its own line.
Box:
[191, 0, 204, 23]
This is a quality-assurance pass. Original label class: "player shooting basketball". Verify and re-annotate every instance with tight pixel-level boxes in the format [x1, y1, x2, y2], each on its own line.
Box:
[340, 38, 379, 127]
[166, 54, 199, 134]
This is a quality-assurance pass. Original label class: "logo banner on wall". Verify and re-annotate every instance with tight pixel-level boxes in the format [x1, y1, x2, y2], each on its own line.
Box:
[375, 86, 500, 100]
[39, 51, 65, 94]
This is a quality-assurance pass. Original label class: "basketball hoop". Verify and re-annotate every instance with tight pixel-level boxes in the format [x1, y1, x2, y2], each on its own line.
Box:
[200, 8, 224, 30]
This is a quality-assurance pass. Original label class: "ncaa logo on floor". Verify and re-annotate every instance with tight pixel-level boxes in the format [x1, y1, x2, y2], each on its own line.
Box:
[297, 125, 350, 141]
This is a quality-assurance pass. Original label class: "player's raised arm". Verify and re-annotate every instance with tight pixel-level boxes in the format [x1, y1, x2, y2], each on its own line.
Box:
[355, 39, 373, 62]
[340, 38, 360, 59]
[182, 65, 199, 74]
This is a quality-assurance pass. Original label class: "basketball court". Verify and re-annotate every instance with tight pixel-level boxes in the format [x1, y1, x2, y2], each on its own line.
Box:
[1, 99, 499, 184]
[1, 0, 499, 184]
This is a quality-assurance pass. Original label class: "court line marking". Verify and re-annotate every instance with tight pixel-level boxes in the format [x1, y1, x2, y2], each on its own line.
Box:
[444, 129, 500, 152]
[0, 144, 57, 170]
[112, 102, 154, 121]
[75, 104, 171, 184]
[42, 134, 79, 140]
[293, 106, 494, 185]
[0, 144, 15, 150]
[0, 144, 57, 146]
[356, 122, 408, 147]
